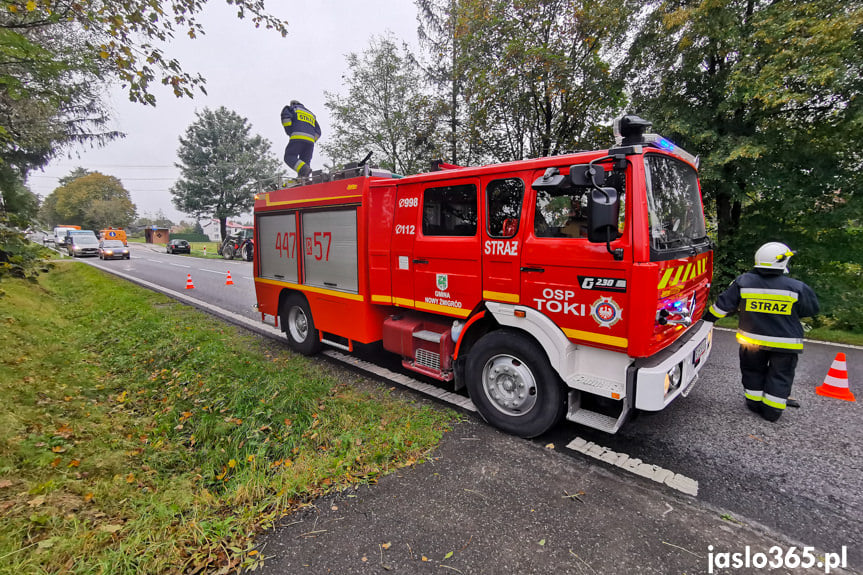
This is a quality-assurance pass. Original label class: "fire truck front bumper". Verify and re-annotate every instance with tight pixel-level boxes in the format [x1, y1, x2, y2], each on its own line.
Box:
[633, 320, 714, 411]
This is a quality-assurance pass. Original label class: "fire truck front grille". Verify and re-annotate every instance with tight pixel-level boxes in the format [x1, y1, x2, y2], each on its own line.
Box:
[415, 348, 441, 372]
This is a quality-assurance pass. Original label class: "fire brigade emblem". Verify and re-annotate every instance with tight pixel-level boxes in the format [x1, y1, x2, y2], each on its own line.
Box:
[436, 273, 448, 291]
[591, 296, 622, 328]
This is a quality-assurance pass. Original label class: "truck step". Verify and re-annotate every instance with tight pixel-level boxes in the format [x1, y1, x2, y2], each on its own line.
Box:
[413, 329, 443, 343]
[567, 409, 626, 434]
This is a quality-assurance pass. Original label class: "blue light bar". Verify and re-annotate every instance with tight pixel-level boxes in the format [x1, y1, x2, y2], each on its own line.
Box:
[642, 134, 699, 168]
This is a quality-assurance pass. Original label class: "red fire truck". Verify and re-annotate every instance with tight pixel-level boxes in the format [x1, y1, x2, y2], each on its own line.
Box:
[253, 115, 714, 437]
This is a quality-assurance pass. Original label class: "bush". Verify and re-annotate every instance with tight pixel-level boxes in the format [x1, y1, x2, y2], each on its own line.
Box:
[169, 233, 210, 242]
[0, 218, 54, 283]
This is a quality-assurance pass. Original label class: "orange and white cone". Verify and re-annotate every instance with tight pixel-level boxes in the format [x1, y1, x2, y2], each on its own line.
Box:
[815, 352, 855, 402]
[185, 274, 195, 290]
[225, 271, 234, 286]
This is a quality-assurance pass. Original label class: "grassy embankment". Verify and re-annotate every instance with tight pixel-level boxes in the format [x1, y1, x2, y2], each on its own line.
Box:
[0, 263, 455, 574]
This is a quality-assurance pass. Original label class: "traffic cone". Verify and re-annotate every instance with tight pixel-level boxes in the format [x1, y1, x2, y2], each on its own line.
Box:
[185, 274, 195, 290]
[815, 352, 855, 402]
[225, 271, 234, 286]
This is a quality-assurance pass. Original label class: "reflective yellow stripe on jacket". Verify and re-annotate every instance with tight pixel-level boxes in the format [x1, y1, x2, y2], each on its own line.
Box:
[709, 303, 730, 318]
[736, 329, 803, 351]
[290, 133, 318, 143]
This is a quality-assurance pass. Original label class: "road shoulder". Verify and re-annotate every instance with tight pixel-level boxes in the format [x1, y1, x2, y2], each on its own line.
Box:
[259, 418, 841, 575]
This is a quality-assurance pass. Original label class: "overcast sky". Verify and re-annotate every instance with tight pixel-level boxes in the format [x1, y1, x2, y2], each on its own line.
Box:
[26, 1, 420, 223]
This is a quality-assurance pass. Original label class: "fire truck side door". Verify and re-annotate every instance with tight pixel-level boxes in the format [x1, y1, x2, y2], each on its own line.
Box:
[481, 177, 525, 304]
[412, 179, 481, 319]
[390, 185, 419, 308]
[523, 169, 631, 350]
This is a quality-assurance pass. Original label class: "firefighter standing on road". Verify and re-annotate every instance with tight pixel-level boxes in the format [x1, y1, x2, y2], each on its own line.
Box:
[281, 100, 321, 178]
[703, 242, 819, 422]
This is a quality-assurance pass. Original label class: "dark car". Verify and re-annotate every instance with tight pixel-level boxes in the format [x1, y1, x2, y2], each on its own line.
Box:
[98, 240, 130, 260]
[166, 239, 191, 254]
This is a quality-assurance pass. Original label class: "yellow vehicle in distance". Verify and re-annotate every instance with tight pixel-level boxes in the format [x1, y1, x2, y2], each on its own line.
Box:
[99, 228, 128, 246]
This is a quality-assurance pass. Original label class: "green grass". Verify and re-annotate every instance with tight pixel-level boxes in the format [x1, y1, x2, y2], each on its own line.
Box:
[0, 263, 455, 574]
[188, 241, 223, 259]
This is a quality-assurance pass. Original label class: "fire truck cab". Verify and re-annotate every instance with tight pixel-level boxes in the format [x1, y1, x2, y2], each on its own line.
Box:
[254, 115, 714, 437]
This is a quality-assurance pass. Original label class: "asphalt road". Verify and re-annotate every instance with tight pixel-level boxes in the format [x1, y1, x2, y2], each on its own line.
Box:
[81, 242, 862, 566]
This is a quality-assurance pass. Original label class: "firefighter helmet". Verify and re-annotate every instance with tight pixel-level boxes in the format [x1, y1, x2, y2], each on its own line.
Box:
[754, 242, 795, 272]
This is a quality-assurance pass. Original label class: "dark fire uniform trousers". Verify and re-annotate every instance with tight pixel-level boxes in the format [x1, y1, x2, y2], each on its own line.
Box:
[707, 268, 819, 420]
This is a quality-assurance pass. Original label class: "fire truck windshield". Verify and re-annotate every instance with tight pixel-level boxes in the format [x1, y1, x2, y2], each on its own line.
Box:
[643, 154, 706, 253]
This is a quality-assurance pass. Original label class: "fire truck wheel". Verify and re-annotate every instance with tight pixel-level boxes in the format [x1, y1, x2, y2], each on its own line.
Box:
[466, 330, 565, 438]
[281, 295, 321, 355]
[223, 245, 234, 260]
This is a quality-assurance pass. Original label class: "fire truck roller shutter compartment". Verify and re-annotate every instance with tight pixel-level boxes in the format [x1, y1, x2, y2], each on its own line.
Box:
[302, 209, 359, 293]
[258, 212, 300, 283]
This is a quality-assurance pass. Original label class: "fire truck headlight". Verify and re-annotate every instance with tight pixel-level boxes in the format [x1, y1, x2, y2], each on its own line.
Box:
[666, 362, 683, 394]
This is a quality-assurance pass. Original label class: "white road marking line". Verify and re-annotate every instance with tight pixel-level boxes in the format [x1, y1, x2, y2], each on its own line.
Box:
[200, 268, 227, 275]
[565, 437, 698, 496]
[147, 259, 161, 263]
[169, 263, 191, 268]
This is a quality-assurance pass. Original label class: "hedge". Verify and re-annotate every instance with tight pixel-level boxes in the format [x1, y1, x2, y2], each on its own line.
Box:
[168, 233, 211, 242]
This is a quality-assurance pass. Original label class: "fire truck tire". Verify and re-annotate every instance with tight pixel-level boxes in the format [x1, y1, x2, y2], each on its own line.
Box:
[465, 330, 566, 438]
[222, 245, 234, 260]
[281, 294, 321, 355]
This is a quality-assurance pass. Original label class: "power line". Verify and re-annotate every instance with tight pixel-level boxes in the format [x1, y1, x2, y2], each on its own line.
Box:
[28, 175, 178, 181]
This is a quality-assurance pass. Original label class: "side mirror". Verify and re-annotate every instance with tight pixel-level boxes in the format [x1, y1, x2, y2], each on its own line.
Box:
[531, 167, 571, 191]
[587, 188, 621, 243]
[570, 164, 606, 187]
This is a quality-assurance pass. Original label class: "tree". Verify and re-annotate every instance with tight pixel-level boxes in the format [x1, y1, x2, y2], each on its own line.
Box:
[416, 0, 637, 164]
[323, 35, 446, 175]
[40, 171, 136, 229]
[416, 0, 466, 165]
[1, 1, 287, 214]
[1, 7, 118, 194]
[0, 173, 38, 221]
[135, 211, 174, 229]
[2, 1, 287, 106]
[627, 0, 863, 329]
[171, 106, 282, 239]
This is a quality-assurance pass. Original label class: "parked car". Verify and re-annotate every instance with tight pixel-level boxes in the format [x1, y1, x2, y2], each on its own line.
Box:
[67, 233, 100, 257]
[166, 239, 191, 254]
[98, 240, 130, 260]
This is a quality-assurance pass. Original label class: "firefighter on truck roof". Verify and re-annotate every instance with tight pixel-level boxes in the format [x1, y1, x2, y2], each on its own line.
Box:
[281, 100, 321, 178]
[703, 242, 819, 422]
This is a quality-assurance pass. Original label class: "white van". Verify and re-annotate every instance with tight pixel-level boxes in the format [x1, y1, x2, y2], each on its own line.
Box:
[53, 226, 80, 245]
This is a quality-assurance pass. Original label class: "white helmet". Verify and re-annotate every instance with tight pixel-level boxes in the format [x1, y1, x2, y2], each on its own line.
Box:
[754, 242, 795, 272]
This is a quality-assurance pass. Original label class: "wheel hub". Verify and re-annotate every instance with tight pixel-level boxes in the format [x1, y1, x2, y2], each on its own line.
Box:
[288, 307, 308, 343]
[482, 354, 537, 416]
